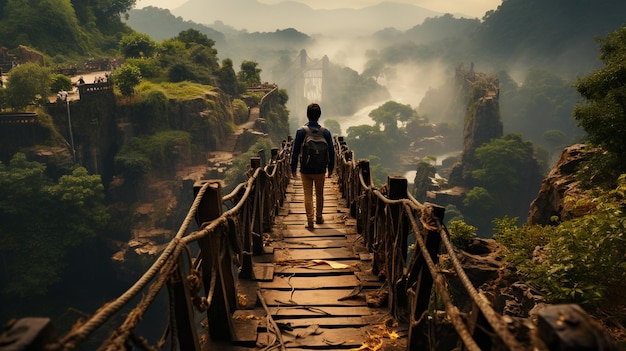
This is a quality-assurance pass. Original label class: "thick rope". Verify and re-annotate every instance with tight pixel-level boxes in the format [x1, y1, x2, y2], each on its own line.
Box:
[438, 222, 527, 351]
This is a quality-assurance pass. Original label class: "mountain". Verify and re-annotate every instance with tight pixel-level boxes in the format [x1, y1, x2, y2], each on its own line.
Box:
[170, 0, 442, 35]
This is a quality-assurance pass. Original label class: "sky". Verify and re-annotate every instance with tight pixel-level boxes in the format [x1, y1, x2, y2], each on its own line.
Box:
[134, 0, 503, 19]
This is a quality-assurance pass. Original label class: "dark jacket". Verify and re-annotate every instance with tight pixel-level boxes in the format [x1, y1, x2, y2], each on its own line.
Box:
[291, 121, 335, 175]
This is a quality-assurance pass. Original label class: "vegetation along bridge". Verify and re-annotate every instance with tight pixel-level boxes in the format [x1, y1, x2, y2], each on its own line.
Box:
[1, 137, 617, 350]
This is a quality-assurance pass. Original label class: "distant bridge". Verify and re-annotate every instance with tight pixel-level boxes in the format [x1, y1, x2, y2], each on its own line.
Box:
[0, 90, 618, 351]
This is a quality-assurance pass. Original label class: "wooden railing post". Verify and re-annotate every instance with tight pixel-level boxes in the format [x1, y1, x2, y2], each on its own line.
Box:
[250, 157, 264, 255]
[387, 175, 410, 317]
[192, 180, 236, 341]
[407, 203, 445, 350]
[258, 149, 266, 167]
[169, 256, 201, 351]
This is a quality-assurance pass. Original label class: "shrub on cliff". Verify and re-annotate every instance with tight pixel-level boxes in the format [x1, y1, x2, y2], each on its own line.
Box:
[494, 175, 626, 308]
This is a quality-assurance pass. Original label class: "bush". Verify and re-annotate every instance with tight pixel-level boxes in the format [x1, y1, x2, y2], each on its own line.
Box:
[493, 177, 626, 307]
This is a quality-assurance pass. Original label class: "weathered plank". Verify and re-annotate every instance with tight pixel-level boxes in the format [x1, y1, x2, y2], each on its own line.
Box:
[272, 238, 351, 249]
[258, 275, 360, 289]
[274, 247, 357, 261]
[259, 289, 368, 306]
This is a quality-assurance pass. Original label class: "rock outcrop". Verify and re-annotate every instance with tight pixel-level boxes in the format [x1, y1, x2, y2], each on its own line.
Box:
[527, 144, 598, 225]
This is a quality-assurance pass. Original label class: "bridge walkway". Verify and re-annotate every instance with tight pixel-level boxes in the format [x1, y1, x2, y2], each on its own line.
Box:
[209, 176, 407, 350]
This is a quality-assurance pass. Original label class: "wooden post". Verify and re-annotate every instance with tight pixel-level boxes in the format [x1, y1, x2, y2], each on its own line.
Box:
[194, 180, 222, 227]
[170, 256, 201, 350]
[271, 147, 279, 161]
[250, 156, 261, 170]
[387, 176, 410, 317]
[258, 149, 266, 167]
[193, 181, 236, 341]
[407, 203, 445, 350]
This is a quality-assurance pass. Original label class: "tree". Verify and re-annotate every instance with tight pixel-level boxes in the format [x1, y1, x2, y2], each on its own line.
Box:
[6, 63, 51, 110]
[574, 25, 626, 172]
[323, 119, 342, 137]
[368, 100, 414, 138]
[112, 63, 142, 97]
[237, 60, 262, 87]
[175, 28, 216, 48]
[217, 58, 240, 96]
[0, 154, 108, 296]
[119, 32, 158, 58]
[0, 0, 87, 55]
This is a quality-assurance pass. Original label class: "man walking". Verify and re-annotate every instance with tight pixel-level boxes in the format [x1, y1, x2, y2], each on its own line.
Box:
[291, 103, 335, 229]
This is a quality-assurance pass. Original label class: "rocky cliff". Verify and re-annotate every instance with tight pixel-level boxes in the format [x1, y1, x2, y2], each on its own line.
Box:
[527, 144, 600, 225]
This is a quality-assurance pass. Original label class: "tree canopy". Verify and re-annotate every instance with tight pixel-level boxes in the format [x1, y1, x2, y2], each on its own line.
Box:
[5, 62, 51, 110]
[0, 154, 108, 297]
[574, 25, 626, 174]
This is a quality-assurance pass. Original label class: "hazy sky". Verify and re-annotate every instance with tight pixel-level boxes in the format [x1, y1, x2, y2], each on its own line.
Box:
[134, 0, 503, 19]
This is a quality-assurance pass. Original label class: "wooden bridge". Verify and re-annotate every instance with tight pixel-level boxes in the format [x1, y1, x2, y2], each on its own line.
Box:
[1, 136, 617, 351]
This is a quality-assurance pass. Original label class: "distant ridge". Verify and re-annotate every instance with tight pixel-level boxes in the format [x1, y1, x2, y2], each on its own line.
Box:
[171, 0, 442, 35]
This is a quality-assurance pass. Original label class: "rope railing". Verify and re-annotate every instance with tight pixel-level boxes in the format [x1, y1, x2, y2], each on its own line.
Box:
[333, 135, 529, 350]
[38, 139, 292, 351]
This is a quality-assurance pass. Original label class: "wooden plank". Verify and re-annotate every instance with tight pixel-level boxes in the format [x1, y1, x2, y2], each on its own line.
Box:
[268, 306, 386, 317]
[253, 263, 274, 281]
[258, 275, 360, 289]
[283, 227, 350, 238]
[256, 327, 368, 348]
[270, 316, 366, 328]
[259, 289, 368, 306]
[272, 237, 351, 250]
[231, 318, 259, 346]
[274, 247, 356, 261]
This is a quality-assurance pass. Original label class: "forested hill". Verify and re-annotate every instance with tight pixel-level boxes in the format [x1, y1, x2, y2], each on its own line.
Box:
[372, 0, 626, 79]
[0, 0, 135, 58]
[474, 0, 626, 76]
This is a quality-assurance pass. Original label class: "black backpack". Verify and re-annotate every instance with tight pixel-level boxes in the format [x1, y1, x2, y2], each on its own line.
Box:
[300, 126, 329, 170]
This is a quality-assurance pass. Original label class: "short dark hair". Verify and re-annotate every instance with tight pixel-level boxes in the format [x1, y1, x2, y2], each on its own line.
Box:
[307, 103, 321, 121]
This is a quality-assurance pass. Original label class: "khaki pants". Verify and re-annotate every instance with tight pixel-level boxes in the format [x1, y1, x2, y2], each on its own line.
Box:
[300, 172, 325, 222]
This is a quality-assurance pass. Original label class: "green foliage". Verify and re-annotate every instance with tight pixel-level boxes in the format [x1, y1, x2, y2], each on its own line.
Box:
[119, 32, 158, 58]
[216, 58, 240, 97]
[124, 57, 161, 79]
[346, 124, 394, 169]
[223, 137, 275, 190]
[237, 60, 262, 87]
[367, 155, 391, 187]
[463, 133, 544, 231]
[472, 134, 534, 189]
[133, 90, 169, 134]
[574, 26, 626, 173]
[446, 219, 477, 249]
[6, 63, 52, 110]
[495, 176, 626, 307]
[50, 74, 72, 93]
[0, 0, 88, 55]
[112, 63, 142, 96]
[113, 152, 150, 186]
[232, 98, 249, 124]
[0, 153, 108, 297]
[500, 68, 580, 151]
[114, 130, 191, 184]
[368, 100, 414, 138]
[175, 28, 216, 49]
[323, 119, 342, 137]
[463, 186, 495, 211]
[443, 204, 464, 224]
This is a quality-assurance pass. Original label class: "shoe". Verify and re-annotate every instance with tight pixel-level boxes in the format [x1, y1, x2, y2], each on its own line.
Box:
[316, 216, 324, 224]
[306, 220, 314, 229]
